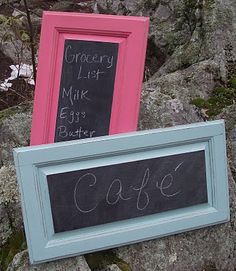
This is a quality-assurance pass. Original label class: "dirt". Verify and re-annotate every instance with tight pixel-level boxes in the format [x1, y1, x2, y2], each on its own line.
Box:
[0, 51, 12, 82]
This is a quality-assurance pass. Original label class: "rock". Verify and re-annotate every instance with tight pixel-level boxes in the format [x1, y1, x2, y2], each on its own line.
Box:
[95, 0, 120, 15]
[218, 104, 236, 182]
[0, 165, 19, 206]
[101, 264, 122, 271]
[6, 250, 91, 271]
[155, 4, 171, 21]
[0, 104, 32, 166]
[27, 10, 42, 34]
[0, 204, 12, 246]
[50, 1, 77, 12]
[139, 59, 218, 130]
[50, 1, 94, 13]
[0, 103, 32, 248]
[0, 15, 32, 64]
[19, 0, 56, 10]
[0, 0, 15, 5]
[0, 49, 13, 82]
[156, 0, 236, 79]
[94, 0, 236, 82]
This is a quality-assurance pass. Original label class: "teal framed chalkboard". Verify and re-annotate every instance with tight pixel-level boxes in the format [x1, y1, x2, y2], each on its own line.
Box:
[13, 120, 229, 264]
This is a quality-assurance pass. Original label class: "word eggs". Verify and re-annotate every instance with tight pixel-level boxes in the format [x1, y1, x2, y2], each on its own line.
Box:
[55, 40, 118, 142]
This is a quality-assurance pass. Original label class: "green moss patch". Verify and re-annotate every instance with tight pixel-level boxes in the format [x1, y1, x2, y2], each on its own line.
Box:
[229, 76, 236, 89]
[203, 262, 217, 271]
[85, 250, 131, 271]
[0, 230, 27, 271]
[191, 76, 236, 118]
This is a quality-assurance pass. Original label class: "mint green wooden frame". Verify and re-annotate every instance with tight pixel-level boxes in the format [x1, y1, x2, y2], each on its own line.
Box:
[13, 120, 229, 264]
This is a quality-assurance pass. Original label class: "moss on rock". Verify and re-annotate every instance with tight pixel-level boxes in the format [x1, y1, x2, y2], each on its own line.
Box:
[85, 250, 131, 271]
[229, 76, 236, 89]
[0, 165, 19, 206]
[0, 230, 26, 271]
[191, 76, 236, 118]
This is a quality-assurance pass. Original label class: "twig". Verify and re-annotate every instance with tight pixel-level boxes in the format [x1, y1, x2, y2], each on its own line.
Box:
[0, 97, 9, 106]
[22, 0, 37, 83]
[6, 3, 41, 18]
[8, 85, 28, 100]
[0, 80, 29, 100]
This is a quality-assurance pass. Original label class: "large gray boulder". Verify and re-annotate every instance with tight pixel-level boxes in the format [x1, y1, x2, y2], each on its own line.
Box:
[0, 104, 32, 247]
[7, 250, 91, 271]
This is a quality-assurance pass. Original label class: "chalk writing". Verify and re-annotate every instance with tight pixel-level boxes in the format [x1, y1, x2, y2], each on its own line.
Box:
[106, 179, 132, 205]
[64, 45, 114, 68]
[54, 40, 118, 142]
[62, 86, 90, 106]
[156, 162, 183, 198]
[74, 163, 183, 214]
[47, 151, 208, 232]
[59, 107, 86, 124]
[74, 173, 98, 213]
[57, 125, 95, 139]
[77, 65, 105, 80]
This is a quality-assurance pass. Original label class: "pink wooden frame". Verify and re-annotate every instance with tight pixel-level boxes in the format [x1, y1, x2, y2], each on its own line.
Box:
[30, 11, 149, 145]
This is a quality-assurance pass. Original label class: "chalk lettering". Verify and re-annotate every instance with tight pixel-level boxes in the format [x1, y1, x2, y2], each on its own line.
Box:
[74, 162, 184, 217]
[57, 125, 67, 138]
[62, 86, 73, 106]
[59, 107, 69, 119]
[133, 168, 150, 210]
[106, 179, 132, 205]
[62, 86, 91, 106]
[156, 162, 183, 197]
[64, 45, 114, 68]
[59, 107, 86, 124]
[157, 174, 181, 197]
[74, 173, 98, 213]
[57, 125, 96, 139]
[64, 45, 74, 64]
[73, 164, 182, 214]
[80, 90, 90, 101]
[77, 65, 105, 80]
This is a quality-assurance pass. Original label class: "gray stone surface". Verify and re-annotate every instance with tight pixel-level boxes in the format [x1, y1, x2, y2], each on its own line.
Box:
[6, 250, 91, 271]
[0, 107, 32, 166]
[50, 1, 94, 13]
[139, 60, 218, 130]
[219, 104, 236, 184]
[0, 21, 32, 64]
[0, 105, 32, 247]
[102, 264, 122, 271]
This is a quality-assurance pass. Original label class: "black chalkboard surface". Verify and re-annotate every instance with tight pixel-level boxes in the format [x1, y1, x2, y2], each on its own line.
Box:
[54, 40, 118, 142]
[47, 150, 208, 233]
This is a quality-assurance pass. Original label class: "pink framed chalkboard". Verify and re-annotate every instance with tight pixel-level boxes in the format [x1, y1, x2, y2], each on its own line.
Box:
[30, 12, 149, 145]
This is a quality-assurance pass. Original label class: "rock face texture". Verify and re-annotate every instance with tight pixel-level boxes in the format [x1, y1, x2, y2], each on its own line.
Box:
[0, 0, 236, 270]
[6, 250, 91, 271]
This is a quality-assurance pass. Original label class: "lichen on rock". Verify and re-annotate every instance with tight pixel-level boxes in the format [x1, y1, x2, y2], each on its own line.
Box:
[6, 249, 91, 271]
[0, 165, 19, 205]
